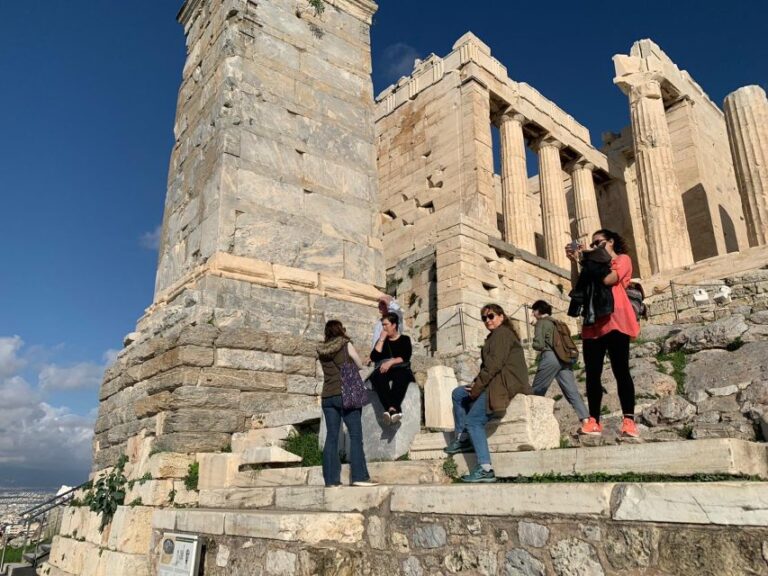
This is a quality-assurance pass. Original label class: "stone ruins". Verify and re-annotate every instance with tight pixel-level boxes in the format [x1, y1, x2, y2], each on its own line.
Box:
[39, 1, 768, 575]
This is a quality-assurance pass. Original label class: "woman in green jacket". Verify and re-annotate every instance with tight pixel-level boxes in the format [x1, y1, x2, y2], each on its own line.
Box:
[444, 303, 531, 482]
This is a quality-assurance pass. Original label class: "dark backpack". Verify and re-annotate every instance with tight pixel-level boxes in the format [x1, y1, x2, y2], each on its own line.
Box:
[550, 319, 579, 365]
[626, 282, 648, 321]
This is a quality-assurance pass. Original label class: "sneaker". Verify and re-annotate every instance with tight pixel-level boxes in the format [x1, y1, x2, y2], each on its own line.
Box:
[579, 417, 603, 436]
[352, 480, 379, 487]
[382, 411, 391, 425]
[620, 417, 639, 438]
[461, 466, 496, 483]
[443, 437, 475, 455]
[391, 412, 403, 424]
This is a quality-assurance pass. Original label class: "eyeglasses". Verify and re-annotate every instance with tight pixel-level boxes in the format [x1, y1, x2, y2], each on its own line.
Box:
[590, 239, 606, 248]
[481, 313, 496, 322]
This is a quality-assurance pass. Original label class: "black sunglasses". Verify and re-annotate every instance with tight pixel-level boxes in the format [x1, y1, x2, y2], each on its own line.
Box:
[590, 239, 606, 248]
[481, 313, 496, 322]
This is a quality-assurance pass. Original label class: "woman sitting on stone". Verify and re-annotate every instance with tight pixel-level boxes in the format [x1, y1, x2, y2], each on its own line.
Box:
[444, 303, 530, 482]
[369, 312, 415, 424]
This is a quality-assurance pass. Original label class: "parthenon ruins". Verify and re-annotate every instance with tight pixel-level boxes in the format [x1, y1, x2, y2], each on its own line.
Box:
[377, 33, 768, 352]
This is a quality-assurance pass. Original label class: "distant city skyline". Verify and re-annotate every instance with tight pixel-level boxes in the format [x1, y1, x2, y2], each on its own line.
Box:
[1, 1, 766, 485]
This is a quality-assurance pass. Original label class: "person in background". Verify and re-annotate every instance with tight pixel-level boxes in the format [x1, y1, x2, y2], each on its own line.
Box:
[317, 320, 377, 487]
[444, 304, 531, 483]
[566, 229, 641, 438]
[369, 313, 415, 424]
[530, 299, 590, 428]
[371, 294, 404, 352]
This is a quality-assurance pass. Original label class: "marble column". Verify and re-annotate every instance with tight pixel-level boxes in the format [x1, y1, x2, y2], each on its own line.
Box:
[724, 85, 768, 247]
[499, 111, 535, 252]
[617, 74, 693, 274]
[535, 136, 570, 269]
[568, 160, 602, 243]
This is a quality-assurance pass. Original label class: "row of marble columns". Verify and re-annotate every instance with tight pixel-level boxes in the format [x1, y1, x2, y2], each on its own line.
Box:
[724, 85, 768, 248]
[498, 111, 601, 269]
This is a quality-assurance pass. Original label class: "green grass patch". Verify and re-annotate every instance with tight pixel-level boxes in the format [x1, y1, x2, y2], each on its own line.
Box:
[655, 349, 687, 394]
[499, 472, 762, 484]
[1, 546, 25, 563]
[442, 457, 458, 480]
[183, 462, 199, 492]
[284, 430, 323, 468]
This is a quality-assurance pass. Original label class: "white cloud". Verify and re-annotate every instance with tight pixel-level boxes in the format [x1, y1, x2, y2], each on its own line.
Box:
[0, 336, 25, 379]
[380, 42, 421, 82]
[39, 362, 105, 391]
[102, 348, 120, 366]
[139, 224, 162, 250]
[0, 336, 108, 483]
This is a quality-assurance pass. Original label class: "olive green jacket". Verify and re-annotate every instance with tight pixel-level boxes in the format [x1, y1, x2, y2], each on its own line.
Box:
[470, 323, 531, 415]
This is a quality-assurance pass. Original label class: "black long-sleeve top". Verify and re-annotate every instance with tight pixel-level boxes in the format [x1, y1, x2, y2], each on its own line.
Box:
[370, 335, 412, 364]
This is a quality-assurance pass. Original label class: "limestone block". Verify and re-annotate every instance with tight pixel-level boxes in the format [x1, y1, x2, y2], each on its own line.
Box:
[48, 536, 90, 575]
[305, 460, 450, 486]
[424, 366, 458, 431]
[216, 348, 284, 371]
[125, 479, 175, 507]
[319, 384, 421, 461]
[197, 453, 242, 490]
[224, 511, 365, 544]
[160, 408, 245, 434]
[240, 446, 303, 465]
[390, 484, 613, 517]
[231, 425, 297, 452]
[198, 367, 287, 391]
[154, 432, 232, 453]
[95, 550, 150, 576]
[148, 452, 194, 479]
[107, 506, 154, 554]
[234, 466, 310, 487]
[251, 403, 321, 428]
[273, 485, 391, 512]
[664, 315, 749, 353]
[171, 480, 199, 506]
[613, 482, 768, 525]
[173, 510, 227, 541]
[198, 488, 275, 509]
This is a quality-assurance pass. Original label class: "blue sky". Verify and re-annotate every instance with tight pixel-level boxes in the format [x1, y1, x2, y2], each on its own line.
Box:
[0, 0, 765, 486]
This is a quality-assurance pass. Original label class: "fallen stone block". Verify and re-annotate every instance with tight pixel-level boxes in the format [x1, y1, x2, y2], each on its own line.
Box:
[613, 482, 768, 525]
[319, 383, 421, 461]
[424, 366, 458, 430]
[231, 425, 297, 452]
[240, 446, 303, 465]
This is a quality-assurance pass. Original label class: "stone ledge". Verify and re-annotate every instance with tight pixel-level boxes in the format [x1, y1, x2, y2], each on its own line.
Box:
[613, 482, 768, 526]
[447, 438, 768, 479]
[390, 484, 615, 517]
[152, 509, 365, 544]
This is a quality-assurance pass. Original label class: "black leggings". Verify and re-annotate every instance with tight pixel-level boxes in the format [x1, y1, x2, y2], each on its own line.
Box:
[583, 330, 635, 421]
[369, 368, 412, 413]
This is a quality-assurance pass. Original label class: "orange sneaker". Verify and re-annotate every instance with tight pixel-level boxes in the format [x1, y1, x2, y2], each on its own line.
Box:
[579, 417, 603, 436]
[621, 417, 639, 438]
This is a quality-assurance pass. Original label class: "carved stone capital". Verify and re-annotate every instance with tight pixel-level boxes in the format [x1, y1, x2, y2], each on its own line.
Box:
[565, 158, 595, 174]
[614, 72, 664, 100]
[531, 135, 563, 152]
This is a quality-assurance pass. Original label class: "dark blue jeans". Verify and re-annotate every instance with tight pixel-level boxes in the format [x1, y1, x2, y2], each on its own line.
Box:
[321, 395, 370, 485]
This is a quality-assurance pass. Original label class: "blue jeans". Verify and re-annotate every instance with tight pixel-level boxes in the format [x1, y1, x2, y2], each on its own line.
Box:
[321, 395, 369, 485]
[451, 387, 492, 466]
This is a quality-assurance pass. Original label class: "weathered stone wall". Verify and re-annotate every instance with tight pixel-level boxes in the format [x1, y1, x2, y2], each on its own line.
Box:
[156, 0, 382, 298]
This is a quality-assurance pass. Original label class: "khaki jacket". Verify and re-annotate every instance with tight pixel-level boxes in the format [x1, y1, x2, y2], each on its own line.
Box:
[470, 323, 531, 415]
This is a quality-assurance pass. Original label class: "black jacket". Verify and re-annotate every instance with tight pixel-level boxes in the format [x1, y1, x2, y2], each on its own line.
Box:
[568, 251, 614, 325]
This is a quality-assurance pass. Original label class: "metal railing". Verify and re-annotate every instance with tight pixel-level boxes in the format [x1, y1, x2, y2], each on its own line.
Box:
[0, 482, 88, 574]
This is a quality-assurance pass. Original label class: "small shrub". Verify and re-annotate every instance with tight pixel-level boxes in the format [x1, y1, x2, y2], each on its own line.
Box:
[407, 292, 418, 307]
[83, 454, 129, 531]
[600, 405, 610, 415]
[168, 489, 177, 504]
[308, 0, 325, 14]
[128, 497, 143, 507]
[656, 350, 687, 394]
[442, 457, 458, 480]
[559, 437, 570, 449]
[184, 462, 200, 492]
[553, 394, 563, 402]
[221, 444, 232, 453]
[283, 430, 323, 467]
[397, 452, 410, 461]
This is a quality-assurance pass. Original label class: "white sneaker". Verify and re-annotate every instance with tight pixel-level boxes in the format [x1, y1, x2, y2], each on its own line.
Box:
[390, 412, 403, 424]
[352, 480, 379, 487]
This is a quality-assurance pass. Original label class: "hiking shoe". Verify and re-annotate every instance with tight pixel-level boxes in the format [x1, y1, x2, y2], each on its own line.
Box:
[579, 417, 603, 436]
[352, 480, 379, 487]
[620, 417, 639, 438]
[391, 412, 403, 424]
[461, 466, 496, 483]
[443, 437, 475, 455]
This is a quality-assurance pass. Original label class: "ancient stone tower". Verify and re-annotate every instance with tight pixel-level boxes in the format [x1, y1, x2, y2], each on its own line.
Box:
[93, 0, 381, 471]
